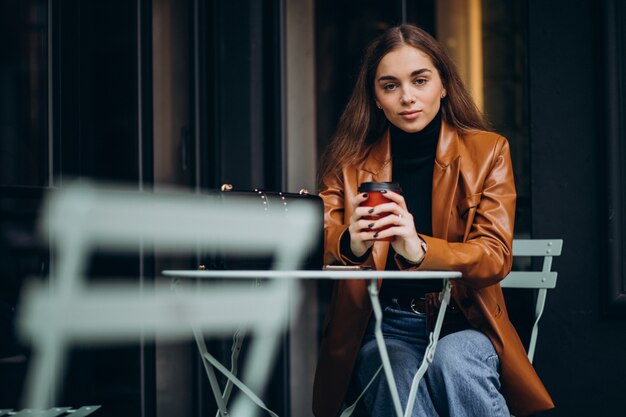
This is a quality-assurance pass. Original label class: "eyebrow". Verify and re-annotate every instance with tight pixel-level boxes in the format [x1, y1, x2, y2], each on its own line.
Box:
[377, 68, 432, 82]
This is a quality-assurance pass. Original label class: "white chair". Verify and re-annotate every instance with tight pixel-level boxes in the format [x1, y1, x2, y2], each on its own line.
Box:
[501, 239, 563, 362]
[17, 182, 319, 416]
[0, 405, 100, 416]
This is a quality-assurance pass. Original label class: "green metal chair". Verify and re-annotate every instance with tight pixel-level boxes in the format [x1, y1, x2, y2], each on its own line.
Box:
[501, 239, 563, 362]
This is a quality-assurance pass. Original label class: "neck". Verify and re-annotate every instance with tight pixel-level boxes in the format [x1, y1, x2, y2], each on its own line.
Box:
[390, 109, 441, 158]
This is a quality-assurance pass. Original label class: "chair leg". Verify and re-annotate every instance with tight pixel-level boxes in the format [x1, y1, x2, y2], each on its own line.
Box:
[203, 334, 280, 417]
[220, 329, 246, 412]
[192, 328, 230, 417]
[527, 289, 548, 363]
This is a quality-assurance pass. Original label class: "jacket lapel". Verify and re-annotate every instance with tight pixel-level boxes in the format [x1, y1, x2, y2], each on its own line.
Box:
[432, 122, 461, 240]
[360, 131, 392, 177]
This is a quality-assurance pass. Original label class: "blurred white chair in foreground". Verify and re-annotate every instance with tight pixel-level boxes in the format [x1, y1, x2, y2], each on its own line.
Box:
[17, 182, 319, 416]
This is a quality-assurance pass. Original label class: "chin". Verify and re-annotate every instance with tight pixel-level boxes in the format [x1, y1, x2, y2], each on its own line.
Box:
[397, 124, 425, 133]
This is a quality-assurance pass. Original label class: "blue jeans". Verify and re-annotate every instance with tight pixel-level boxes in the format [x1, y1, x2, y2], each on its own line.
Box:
[351, 303, 509, 417]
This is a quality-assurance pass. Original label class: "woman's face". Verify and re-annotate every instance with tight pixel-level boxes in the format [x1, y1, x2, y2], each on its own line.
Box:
[374, 45, 446, 133]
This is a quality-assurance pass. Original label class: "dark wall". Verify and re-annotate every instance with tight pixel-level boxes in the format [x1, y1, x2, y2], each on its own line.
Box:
[528, 0, 626, 415]
[207, 0, 283, 191]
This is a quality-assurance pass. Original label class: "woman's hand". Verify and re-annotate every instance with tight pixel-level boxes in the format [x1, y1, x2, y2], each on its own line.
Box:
[348, 193, 377, 257]
[380, 191, 425, 263]
[349, 191, 425, 263]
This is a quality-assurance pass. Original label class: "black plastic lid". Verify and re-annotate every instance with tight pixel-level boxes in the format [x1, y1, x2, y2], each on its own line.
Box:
[357, 182, 402, 193]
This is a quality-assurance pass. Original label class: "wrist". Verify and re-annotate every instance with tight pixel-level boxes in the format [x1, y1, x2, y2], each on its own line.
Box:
[404, 237, 428, 265]
[340, 229, 371, 263]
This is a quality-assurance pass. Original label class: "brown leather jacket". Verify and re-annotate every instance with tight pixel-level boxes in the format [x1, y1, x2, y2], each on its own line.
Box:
[312, 122, 554, 417]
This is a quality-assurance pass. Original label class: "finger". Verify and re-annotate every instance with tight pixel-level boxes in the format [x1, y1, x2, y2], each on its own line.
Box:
[350, 206, 386, 226]
[366, 202, 402, 216]
[374, 213, 405, 228]
[349, 194, 376, 224]
[368, 227, 396, 241]
[380, 190, 408, 210]
[350, 207, 376, 225]
[349, 219, 377, 234]
[352, 230, 379, 244]
[350, 192, 371, 209]
[371, 224, 414, 241]
[352, 205, 382, 220]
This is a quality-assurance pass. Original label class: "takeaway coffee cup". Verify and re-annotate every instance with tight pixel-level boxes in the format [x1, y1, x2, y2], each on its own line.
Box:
[358, 182, 402, 241]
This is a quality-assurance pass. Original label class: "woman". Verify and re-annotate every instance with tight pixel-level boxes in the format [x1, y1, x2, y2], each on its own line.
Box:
[313, 24, 554, 417]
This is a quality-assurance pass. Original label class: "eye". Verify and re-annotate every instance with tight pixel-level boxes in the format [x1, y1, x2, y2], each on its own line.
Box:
[414, 78, 427, 86]
[383, 83, 398, 91]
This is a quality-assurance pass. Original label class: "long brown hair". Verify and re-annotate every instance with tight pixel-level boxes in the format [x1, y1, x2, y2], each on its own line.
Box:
[317, 24, 490, 189]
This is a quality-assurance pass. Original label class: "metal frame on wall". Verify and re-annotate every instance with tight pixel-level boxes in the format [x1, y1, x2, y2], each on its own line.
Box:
[137, 1, 156, 416]
[603, 0, 626, 315]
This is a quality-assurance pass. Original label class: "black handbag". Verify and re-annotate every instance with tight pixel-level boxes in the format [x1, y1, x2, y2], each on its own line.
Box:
[199, 184, 324, 271]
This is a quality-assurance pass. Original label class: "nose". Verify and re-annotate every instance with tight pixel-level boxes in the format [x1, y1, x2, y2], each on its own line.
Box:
[400, 89, 416, 105]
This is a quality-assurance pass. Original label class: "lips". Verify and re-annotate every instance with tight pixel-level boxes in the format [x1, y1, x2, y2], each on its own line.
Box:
[399, 110, 421, 120]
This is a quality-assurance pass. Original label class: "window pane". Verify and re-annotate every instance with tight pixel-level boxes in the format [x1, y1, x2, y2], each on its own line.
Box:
[0, 0, 48, 187]
[56, 0, 139, 182]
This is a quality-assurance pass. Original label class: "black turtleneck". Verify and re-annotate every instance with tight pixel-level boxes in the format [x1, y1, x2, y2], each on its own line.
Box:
[379, 109, 442, 299]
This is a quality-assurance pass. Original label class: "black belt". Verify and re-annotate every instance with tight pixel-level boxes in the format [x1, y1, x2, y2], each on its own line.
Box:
[381, 294, 427, 314]
[381, 293, 460, 315]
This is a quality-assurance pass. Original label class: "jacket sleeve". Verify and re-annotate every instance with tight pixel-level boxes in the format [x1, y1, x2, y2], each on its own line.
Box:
[319, 173, 376, 268]
[415, 136, 516, 288]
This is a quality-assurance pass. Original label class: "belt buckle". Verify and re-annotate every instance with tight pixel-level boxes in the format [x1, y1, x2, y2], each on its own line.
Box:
[410, 297, 423, 314]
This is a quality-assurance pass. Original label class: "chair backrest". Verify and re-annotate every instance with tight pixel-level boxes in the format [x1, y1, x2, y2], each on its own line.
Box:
[500, 239, 563, 362]
[18, 182, 320, 411]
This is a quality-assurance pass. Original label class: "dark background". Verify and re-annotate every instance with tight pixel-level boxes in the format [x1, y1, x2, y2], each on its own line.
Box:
[528, 1, 626, 415]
